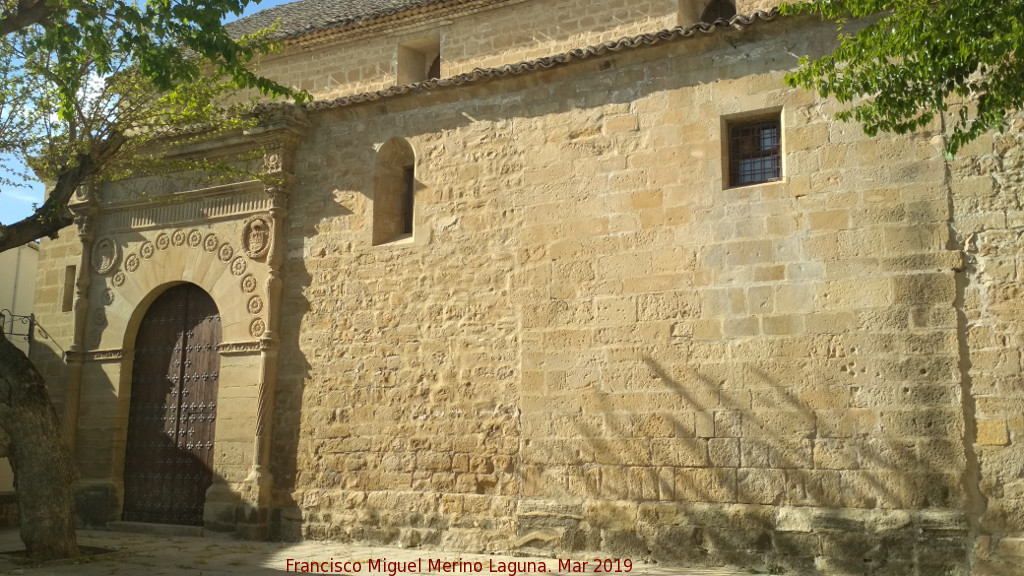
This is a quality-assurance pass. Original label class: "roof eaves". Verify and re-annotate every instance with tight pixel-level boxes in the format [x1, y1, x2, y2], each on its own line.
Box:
[280, 0, 451, 43]
[293, 0, 528, 49]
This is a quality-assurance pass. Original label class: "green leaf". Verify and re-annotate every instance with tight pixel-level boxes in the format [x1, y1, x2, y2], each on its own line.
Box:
[783, 0, 1023, 155]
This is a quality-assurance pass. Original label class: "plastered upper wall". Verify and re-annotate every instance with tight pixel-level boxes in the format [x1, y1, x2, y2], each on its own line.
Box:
[0, 242, 37, 492]
[253, 0, 781, 101]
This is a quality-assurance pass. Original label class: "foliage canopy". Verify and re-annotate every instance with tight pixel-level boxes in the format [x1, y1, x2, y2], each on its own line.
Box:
[781, 0, 1024, 155]
[0, 0, 306, 253]
[0, 0, 307, 560]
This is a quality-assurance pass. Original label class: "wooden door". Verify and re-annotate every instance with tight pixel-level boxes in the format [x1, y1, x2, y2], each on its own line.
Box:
[122, 284, 220, 525]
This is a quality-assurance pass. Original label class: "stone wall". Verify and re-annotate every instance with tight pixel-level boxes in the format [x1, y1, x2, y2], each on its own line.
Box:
[253, 0, 681, 100]
[269, 16, 970, 575]
[253, 0, 786, 102]
[25, 2, 1024, 575]
[949, 112, 1024, 575]
[32, 228, 81, 417]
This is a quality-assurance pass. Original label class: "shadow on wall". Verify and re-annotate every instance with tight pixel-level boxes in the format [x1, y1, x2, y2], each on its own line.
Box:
[258, 23, 765, 547]
[514, 350, 968, 575]
[266, 199, 331, 540]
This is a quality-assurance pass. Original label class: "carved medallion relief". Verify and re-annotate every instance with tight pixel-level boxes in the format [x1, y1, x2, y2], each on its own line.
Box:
[92, 238, 122, 275]
[262, 153, 282, 174]
[242, 215, 272, 260]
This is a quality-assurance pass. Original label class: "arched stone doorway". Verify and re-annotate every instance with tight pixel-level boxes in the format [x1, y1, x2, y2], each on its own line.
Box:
[122, 283, 221, 525]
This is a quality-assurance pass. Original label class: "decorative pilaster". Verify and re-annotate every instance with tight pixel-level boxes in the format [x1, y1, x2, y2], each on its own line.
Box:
[63, 188, 97, 449]
[234, 107, 307, 540]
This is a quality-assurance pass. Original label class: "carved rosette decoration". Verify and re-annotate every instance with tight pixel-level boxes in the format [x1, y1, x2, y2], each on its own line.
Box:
[249, 318, 266, 338]
[140, 241, 155, 260]
[109, 229, 258, 284]
[230, 256, 247, 276]
[247, 295, 264, 315]
[102, 227, 272, 348]
[124, 253, 140, 273]
[241, 274, 258, 293]
[241, 215, 272, 261]
[92, 238, 121, 275]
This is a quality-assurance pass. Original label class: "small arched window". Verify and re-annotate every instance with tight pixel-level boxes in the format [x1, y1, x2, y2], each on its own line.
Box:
[700, 0, 736, 22]
[373, 138, 416, 245]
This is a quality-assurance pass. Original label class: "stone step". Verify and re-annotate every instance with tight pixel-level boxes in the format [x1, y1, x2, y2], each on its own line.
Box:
[106, 521, 202, 537]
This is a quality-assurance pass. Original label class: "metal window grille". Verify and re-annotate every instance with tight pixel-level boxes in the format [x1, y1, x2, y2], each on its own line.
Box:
[729, 117, 780, 187]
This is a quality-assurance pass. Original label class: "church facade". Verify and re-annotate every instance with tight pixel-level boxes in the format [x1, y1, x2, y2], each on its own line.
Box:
[29, 1, 1024, 574]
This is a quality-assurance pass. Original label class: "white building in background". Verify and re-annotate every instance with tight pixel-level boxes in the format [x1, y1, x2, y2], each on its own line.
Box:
[1, 241, 39, 353]
[0, 240, 38, 494]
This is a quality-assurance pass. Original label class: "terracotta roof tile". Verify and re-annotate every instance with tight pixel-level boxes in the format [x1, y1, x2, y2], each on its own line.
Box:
[228, 0, 461, 40]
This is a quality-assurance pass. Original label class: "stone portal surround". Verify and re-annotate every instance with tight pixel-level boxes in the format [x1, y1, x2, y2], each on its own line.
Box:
[65, 187, 277, 535]
[64, 108, 307, 537]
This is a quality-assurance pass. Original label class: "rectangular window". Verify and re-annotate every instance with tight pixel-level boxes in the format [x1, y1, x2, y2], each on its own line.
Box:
[397, 36, 440, 85]
[728, 116, 781, 187]
[62, 265, 76, 312]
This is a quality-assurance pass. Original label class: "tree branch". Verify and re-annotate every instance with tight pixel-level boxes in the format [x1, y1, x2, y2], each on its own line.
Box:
[0, 131, 126, 252]
[0, 0, 52, 36]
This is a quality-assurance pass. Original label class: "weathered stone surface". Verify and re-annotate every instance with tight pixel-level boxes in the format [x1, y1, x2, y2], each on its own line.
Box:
[25, 1, 1024, 574]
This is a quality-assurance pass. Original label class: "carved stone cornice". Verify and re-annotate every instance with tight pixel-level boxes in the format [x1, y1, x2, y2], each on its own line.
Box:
[247, 107, 309, 179]
[96, 181, 269, 233]
[245, 105, 309, 142]
[218, 340, 265, 356]
[68, 348, 123, 363]
[68, 182, 97, 211]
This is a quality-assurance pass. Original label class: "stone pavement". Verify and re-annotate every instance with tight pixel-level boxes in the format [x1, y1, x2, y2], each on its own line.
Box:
[0, 529, 753, 576]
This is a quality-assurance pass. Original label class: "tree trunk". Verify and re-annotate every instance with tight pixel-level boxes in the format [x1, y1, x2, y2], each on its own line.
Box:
[0, 334, 79, 560]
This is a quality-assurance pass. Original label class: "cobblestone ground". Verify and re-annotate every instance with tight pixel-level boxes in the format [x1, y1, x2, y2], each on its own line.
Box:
[0, 530, 750, 576]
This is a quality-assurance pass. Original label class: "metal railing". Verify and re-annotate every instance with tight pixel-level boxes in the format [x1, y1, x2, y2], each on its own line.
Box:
[0, 308, 64, 355]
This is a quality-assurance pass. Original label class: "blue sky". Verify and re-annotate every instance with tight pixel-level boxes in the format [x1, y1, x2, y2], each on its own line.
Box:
[0, 0, 296, 226]
[236, 0, 294, 20]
